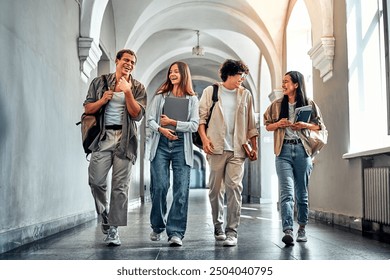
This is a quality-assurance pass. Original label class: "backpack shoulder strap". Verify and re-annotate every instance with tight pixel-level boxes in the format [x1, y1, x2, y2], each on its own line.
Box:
[101, 75, 109, 90]
[97, 75, 109, 100]
[212, 83, 218, 102]
[206, 84, 219, 127]
[210, 84, 218, 110]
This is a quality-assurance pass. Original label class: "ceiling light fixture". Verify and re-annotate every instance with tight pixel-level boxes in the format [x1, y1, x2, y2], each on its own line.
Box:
[192, 30, 205, 56]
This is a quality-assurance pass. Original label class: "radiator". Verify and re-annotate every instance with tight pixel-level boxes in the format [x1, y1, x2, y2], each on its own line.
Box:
[364, 167, 390, 225]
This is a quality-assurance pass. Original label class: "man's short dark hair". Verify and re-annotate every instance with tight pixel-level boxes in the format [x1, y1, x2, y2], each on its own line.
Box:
[219, 59, 249, 82]
[116, 49, 137, 64]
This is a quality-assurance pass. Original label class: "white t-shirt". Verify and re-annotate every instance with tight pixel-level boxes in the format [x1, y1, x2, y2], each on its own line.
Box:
[220, 85, 237, 151]
[285, 102, 299, 140]
[105, 91, 125, 125]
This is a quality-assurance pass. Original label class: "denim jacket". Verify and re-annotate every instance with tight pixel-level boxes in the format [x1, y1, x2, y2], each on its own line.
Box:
[83, 73, 147, 164]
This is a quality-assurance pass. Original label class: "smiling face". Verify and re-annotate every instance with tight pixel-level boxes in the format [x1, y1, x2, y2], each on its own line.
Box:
[282, 74, 298, 97]
[169, 64, 181, 86]
[116, 53, 136, 77]
[224, 72, 246, 90]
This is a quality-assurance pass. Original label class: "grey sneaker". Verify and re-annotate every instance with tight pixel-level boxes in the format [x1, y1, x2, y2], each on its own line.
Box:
[104, 227, 121, 246]
[296, 229, 307, 242]
[101, 211, 109, 234]
[214, 228, 226, 241]
[282, 229, 294, 245]
[169, 236, 183, 246]
[223, 235, 237, 247]
[150, 231, 161, 241]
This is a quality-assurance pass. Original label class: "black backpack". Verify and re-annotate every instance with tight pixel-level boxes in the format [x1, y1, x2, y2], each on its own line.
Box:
[192, 84, 218, 149]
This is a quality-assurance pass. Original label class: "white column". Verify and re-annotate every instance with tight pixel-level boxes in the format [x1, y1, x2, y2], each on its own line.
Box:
[78, 37, 102, 82]
[308, 37, 335, 82]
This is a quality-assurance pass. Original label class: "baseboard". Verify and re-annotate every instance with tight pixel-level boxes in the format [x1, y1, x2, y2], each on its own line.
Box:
[309, 209, 362, 231]
[0, 210, 96, 254]
[242, 195, 261, 204]
[362, 220, 390, 243]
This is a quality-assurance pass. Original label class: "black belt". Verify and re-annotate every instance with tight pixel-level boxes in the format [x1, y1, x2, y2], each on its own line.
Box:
[106, 125, 122, 130]
[283, 139, 301, 145]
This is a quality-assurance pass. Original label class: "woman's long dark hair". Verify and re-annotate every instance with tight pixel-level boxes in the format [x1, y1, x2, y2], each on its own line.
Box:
[156, 61, 195, 96]
[279, 71, 309, 119]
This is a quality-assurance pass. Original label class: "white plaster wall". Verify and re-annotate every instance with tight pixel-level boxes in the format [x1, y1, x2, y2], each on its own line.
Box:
[0, 0, 95, 252]
[309, 0, 363, 221]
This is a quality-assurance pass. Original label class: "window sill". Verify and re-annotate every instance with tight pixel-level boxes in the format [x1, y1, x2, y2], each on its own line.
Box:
[343, 146, 390, 159]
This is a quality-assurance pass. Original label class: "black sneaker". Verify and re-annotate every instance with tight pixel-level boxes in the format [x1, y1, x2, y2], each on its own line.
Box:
[101, 211, 109, 234]
[282, 229, 294, 246]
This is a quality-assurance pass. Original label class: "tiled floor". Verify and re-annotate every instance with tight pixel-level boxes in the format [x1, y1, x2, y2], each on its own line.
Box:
[1, 188, 390, 260]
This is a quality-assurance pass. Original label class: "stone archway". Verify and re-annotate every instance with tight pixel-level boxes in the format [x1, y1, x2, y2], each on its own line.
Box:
[190, 150, 207, 188]
[78, 0, 109, 82]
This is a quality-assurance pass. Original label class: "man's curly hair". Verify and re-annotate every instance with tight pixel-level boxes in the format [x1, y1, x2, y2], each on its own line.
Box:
[219, 59, 249, 82]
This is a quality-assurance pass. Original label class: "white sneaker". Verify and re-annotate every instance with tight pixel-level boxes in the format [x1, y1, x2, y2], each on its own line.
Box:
[150, 231, 161, 241]
[104, 227, 121, 246]
[296, 229, 307, 242]
[169, 236, 183, 246]
[214, 228, 226, 241]
[223, 235, 237, 247]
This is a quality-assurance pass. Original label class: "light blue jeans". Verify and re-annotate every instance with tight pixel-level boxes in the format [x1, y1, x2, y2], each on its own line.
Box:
[150, 132, 190, 240]
[275, 142, 313, 232]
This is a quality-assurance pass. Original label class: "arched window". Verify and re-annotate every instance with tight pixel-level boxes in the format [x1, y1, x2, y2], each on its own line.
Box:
[346, 0, 390, 152]
[286, 0, 313, 98]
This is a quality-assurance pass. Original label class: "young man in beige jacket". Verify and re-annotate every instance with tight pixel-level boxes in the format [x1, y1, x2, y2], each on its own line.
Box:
[198, 59, 258, 246]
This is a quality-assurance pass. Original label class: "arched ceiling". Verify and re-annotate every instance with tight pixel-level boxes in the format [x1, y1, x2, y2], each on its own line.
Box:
[80, 0, 334, 102]
[105, 0, 291, 96]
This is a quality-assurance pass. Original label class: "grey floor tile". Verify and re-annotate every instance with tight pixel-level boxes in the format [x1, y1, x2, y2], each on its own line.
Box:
[1, 189, 390, 260]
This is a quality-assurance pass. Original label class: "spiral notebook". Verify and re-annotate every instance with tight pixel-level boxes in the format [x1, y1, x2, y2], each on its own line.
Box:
[162, 97, 189, 131]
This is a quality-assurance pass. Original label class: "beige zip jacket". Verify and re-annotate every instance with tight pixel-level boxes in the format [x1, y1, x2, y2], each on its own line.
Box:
[198, 82, 258, 157]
